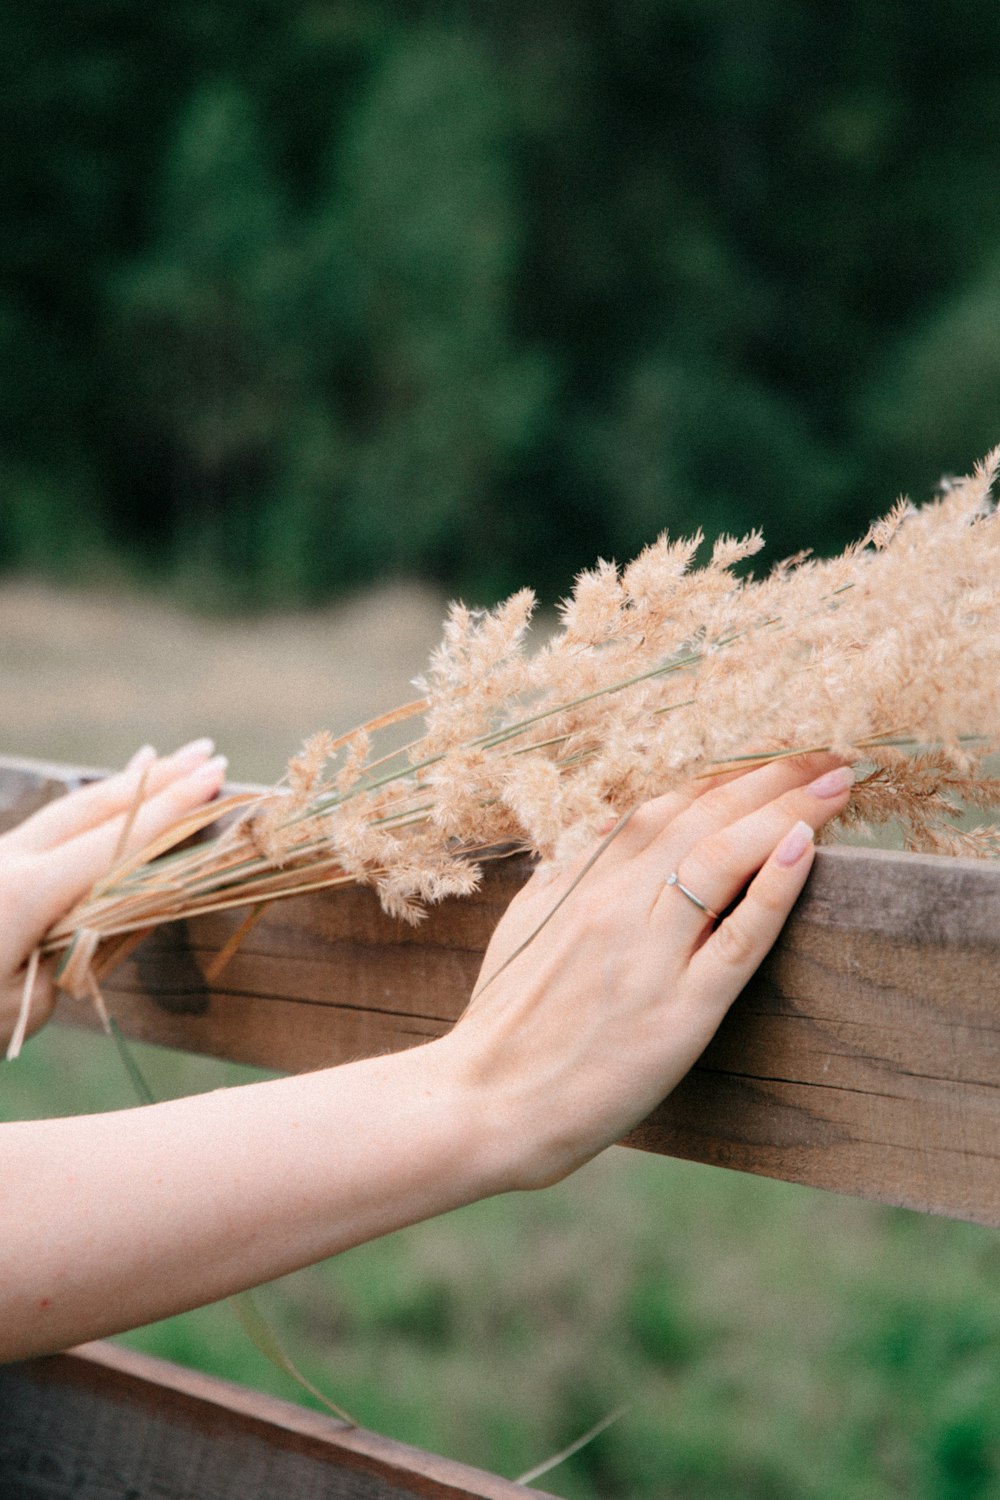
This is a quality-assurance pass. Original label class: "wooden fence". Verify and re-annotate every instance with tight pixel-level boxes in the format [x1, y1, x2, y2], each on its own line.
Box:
[2, 755, 1000, 1498]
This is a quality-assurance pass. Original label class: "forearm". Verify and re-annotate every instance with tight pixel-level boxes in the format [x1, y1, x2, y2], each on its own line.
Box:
[0, 1037, 500, 1362]
[1, 753, 852, 1365]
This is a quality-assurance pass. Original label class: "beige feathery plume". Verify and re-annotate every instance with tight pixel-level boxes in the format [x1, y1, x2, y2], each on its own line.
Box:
[42, 449, 1000, 997]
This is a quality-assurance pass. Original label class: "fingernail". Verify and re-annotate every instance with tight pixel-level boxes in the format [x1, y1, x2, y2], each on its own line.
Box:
[126, 744, 157, 772]
[170, 736, 216, 769]
[807, 766, 854, 799]
[191, 753, 228, 782]
[776, 820, 814, 868]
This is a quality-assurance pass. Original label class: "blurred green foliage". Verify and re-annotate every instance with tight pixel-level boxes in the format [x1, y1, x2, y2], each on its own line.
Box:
[2, 2, 999, 602]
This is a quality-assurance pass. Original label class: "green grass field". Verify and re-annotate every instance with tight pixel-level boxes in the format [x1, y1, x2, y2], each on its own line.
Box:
[3, 579, 1000, 1497]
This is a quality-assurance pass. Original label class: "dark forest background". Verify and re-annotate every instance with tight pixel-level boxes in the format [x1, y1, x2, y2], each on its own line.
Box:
[2, 1, 999, 605]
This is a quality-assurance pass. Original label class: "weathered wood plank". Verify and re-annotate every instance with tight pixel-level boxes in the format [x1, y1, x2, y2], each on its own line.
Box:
[632, 844, 1000, 1223]
[0, 1342, 555, 1500]
[58, 868, 522, 1070]
[4, 758, 1000, 1225]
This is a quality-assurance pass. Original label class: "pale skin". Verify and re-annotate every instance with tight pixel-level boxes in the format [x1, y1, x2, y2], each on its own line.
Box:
[0, 743, 853, 1364]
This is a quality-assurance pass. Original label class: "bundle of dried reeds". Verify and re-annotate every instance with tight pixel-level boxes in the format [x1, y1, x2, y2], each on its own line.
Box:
[48, 451, 1000, 1001]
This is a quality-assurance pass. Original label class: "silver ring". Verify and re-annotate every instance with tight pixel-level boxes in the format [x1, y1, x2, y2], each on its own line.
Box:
[665, 871, 720, 921]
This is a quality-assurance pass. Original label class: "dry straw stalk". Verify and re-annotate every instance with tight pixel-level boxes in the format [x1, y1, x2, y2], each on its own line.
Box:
[47, 450, 1000, 1001]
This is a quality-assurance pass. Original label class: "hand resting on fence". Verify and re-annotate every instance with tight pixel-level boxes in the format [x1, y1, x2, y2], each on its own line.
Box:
[0, 748, 851, 1362]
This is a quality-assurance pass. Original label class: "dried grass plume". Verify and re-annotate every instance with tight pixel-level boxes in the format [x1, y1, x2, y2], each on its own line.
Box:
[47, 450, 1000, 999]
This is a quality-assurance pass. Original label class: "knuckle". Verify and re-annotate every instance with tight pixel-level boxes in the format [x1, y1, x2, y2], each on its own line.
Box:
[696, 778, 747, 822]
[629, 801, 668, 840]
[754, 878, 791, 919]
[677, 832, 732, 895]
[694, 827, 736, 869]
[0, 858, 30, 919]
[712, 912, 759, 970]
[673, 802, 713, 846]
[572, 883, 616, 933]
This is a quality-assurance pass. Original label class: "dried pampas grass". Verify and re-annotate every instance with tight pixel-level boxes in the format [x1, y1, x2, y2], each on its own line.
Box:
[47, 450, 1000, 998]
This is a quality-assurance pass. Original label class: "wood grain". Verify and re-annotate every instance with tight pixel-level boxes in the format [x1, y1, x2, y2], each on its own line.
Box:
[632, 845, 1000, 1224]
[4, 758, 1000, 1225]
[0, 1342, 556, 1500]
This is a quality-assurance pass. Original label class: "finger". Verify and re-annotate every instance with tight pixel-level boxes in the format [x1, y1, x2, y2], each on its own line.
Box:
[654, 764, 852, 938]
[547, 774, 724, 894]
[601, 752, 840, 868]
[2, 958, 57, 1060]
[7, 740, 218, 853]
[684, 819, 817, 1012]
[657, 752, 847, 855]
[29, 755, 228, 932]
[610, 761, 786, 858]
[522, 752, 851, 901]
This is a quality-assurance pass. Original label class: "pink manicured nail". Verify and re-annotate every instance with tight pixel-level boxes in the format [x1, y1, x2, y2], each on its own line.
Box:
[126, 744, 157, 772]
[807, 766, 854, 799]
[775, 820, 814, 867]
[191, 753, 228, 782]
[170, 736, 216, 769]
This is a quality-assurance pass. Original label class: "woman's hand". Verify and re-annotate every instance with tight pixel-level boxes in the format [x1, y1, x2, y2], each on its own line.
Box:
[444, 753, 854, 1191]
[0, 740, 228, 1054]
[0, 750, 851, 1361]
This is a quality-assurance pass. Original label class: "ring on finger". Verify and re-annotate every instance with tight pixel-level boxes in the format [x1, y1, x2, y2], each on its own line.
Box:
[664, 871, 720, 922]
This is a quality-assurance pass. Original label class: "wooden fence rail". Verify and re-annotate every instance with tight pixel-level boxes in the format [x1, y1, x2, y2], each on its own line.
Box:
[3, 755, 999, 1226]
[3, 753, 1000, 1498]
[1, 1341, 553, 1500]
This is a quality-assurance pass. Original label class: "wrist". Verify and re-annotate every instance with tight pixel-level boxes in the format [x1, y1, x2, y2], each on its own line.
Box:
[411, 1032, 518, 1202]
[428, 1027, 561, 1198]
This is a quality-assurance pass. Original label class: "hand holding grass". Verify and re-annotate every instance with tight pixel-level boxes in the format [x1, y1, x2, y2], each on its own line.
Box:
[0, 752, 848, 1361]
[41, 452, 1000, 1001]
[2, 451, 996, 1362]
[0, 740, 227, 1058]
